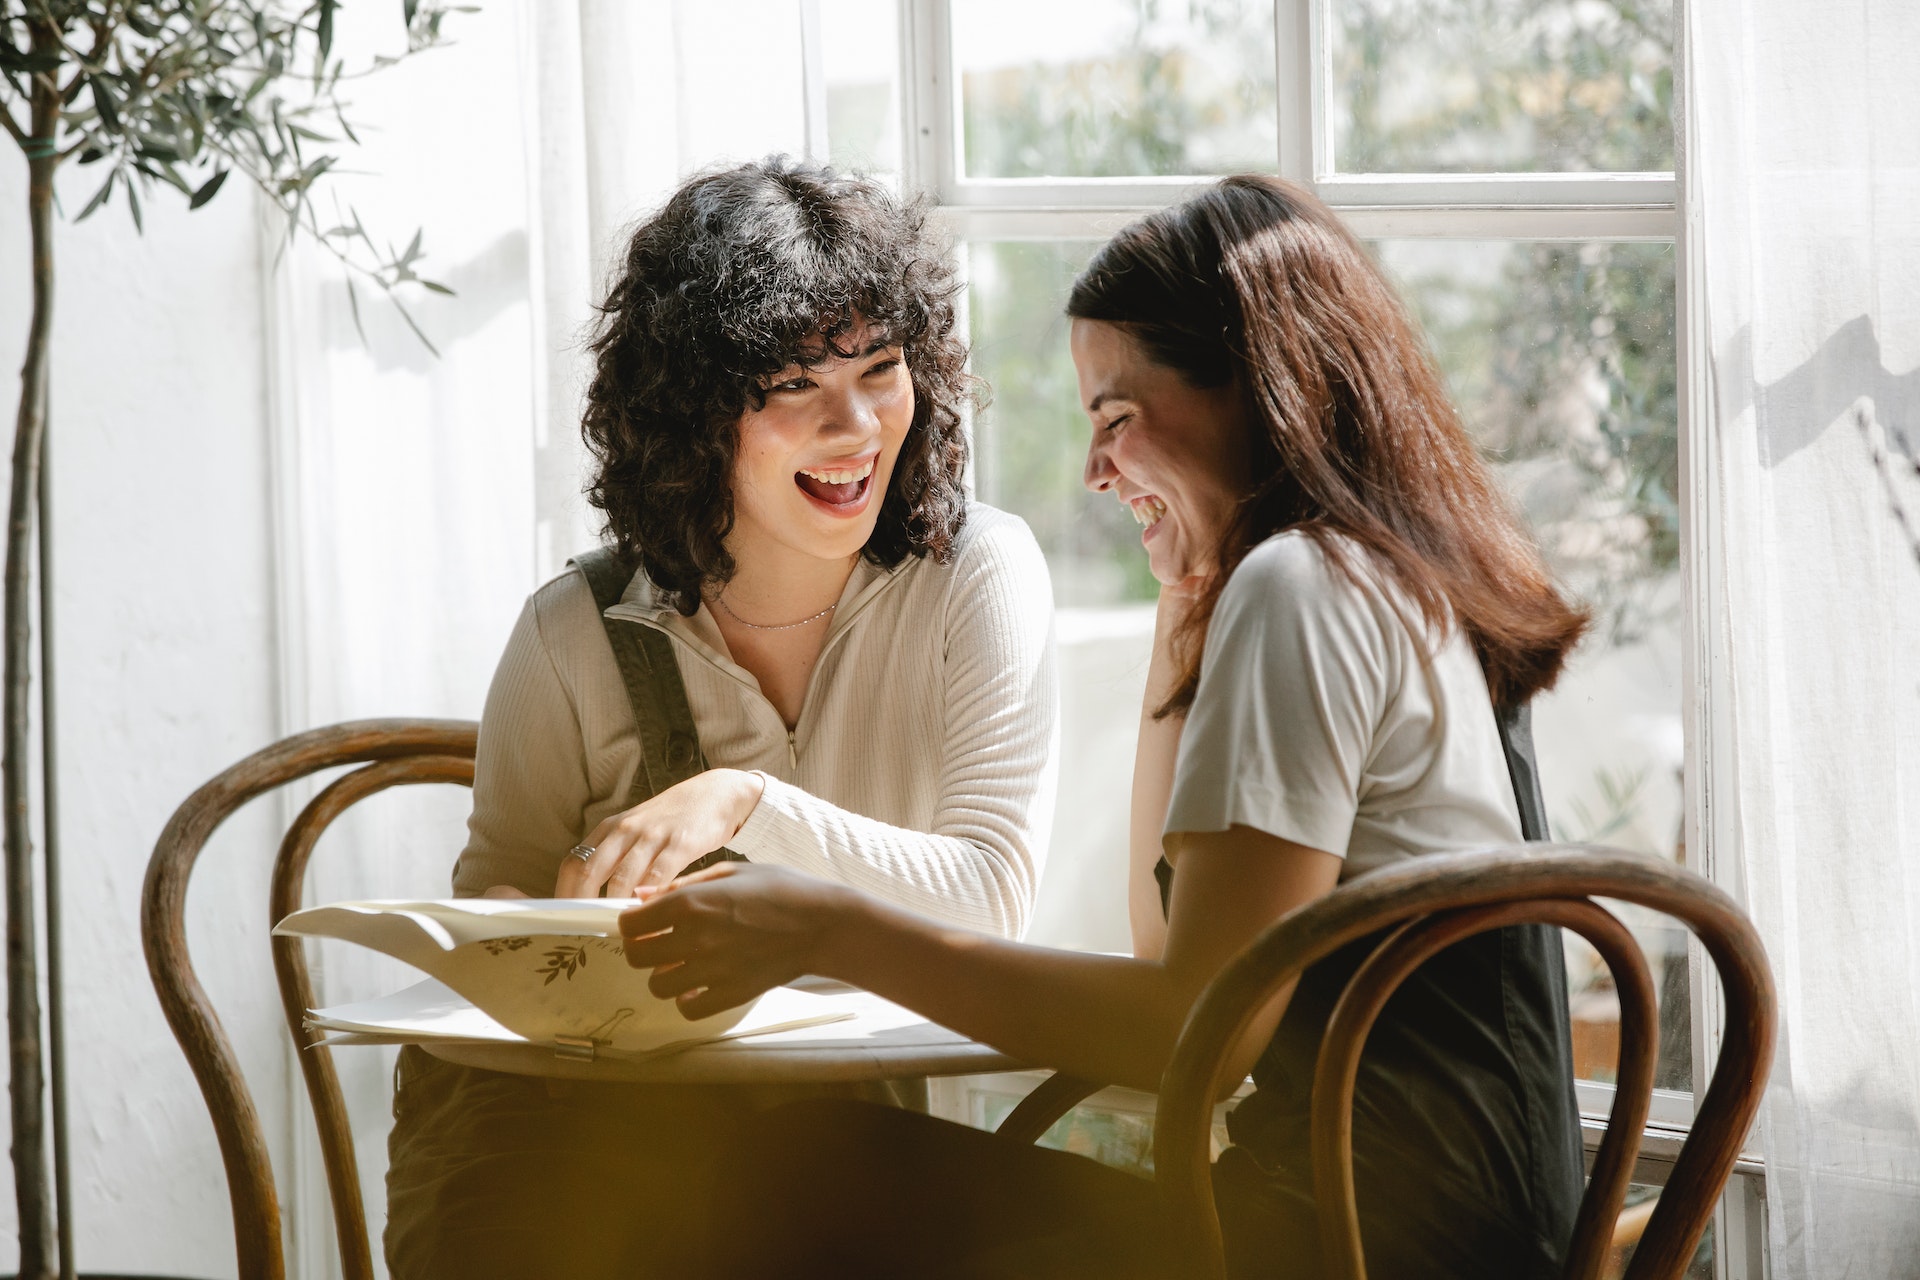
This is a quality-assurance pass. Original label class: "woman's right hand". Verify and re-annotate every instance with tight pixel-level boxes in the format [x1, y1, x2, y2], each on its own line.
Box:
[620, 862, 858, 1019]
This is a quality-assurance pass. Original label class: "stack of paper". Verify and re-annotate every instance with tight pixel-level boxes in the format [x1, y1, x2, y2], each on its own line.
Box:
[275, 898, 847, 1058]
[308, 977, 855, 1060]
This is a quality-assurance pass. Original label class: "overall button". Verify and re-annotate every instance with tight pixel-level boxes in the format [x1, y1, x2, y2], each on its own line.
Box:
[666, 731, 698, 770]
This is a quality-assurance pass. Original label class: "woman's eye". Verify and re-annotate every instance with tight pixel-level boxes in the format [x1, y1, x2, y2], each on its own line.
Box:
[1104, 414, 1132, 433]
[865, 358, 902, 376]
[769, 377, 813, 394]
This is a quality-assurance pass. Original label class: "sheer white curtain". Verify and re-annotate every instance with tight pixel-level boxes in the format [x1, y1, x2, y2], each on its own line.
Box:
[1689, 2, 1920, 1274]
[271, 3, 810, 1273]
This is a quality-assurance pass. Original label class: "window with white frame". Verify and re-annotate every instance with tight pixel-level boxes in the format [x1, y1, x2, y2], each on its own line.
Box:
[812, 3, 1743, 1272]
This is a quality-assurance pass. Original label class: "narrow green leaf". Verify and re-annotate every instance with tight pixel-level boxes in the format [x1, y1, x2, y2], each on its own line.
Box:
[76, 171, 115, 221]
[419, 279, 456, 296]
[0, 47, 63, 75]
[317, 0, 337, 61]
[401, 227, 423, 265]
[390, 294, 441, 359]
[188, 168, 230, 210]
[344, 276, 368, 346]
[90, 78, 121, 132]
[126, 180, 143, 233]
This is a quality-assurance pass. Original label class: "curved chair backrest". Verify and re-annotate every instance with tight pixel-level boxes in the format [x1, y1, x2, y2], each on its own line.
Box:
[1154, 843, 1775, 1280]
[142, 719, 478, 1280]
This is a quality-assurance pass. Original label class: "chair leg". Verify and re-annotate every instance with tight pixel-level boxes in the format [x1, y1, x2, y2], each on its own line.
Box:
[995, 1073, 1103, 1145]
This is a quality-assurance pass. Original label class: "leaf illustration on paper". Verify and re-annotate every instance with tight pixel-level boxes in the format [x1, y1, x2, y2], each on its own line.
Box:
[536, 943, 590, 985]
[481, 936, 533, 957]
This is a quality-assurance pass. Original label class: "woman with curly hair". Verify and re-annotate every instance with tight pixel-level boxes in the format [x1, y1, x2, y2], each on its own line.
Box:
[382, 157, 1057, 1279]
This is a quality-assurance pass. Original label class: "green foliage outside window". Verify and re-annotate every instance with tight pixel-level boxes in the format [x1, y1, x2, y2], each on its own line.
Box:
[965, 0, 1677, 632]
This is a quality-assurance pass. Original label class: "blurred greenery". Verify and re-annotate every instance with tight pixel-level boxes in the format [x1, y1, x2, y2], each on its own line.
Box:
[958, 0, 1274, 179]
[1384, 239, 1679, 639]
[959, 0, 1677, 630]
[969, 240, 1164, 606]
[1334, 0, 1674, 173]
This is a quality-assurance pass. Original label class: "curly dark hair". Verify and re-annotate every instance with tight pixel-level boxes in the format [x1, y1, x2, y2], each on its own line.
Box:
[581, 156, 972, 615]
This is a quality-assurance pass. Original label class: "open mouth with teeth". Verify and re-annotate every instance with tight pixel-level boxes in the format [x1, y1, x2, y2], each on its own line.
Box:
[795, 455, 878, 511]
[1128, 495, 1168, 530]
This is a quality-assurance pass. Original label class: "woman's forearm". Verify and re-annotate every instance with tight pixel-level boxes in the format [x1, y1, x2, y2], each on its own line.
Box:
[733, 774, 1043, 939]
[817, 889, 1189, 1092]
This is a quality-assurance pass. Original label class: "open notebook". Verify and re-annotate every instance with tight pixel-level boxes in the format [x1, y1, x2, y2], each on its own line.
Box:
[275, 898, 853, 1060]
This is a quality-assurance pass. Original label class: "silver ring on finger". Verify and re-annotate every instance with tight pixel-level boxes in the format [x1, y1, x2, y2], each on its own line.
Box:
[567, 844, 596, 864]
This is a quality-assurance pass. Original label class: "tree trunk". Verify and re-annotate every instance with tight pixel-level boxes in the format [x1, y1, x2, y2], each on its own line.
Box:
[6, 70, 59, 1280]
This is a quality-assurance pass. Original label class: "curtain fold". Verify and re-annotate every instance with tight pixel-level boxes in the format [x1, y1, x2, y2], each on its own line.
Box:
[1690, 2, 1920, 1274]
[270, 4, 814, 1272]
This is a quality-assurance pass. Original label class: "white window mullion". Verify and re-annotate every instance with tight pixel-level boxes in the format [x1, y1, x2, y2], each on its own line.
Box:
[940, 204, 1672, 243]
[1318, 172, 1677, 208]
[1275, 0, 1316, 184]
[897, 0, 952, 199]
[798, 0, 830, 163]
[1335, 203, 1676, 240]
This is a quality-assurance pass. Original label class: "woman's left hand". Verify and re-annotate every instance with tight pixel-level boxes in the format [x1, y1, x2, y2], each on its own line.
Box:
[554, 768, 767, 899]
[619, 862, 853, 1020]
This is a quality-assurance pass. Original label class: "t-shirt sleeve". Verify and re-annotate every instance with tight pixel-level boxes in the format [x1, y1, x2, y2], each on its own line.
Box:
[1162, 536, 1392, 859]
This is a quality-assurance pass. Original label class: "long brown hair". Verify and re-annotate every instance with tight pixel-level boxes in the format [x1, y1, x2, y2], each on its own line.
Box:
[1067, 175, 1588, 714]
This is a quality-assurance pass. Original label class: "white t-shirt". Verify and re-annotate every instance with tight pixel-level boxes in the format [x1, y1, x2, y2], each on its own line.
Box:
[1164, 531, 1522, 878]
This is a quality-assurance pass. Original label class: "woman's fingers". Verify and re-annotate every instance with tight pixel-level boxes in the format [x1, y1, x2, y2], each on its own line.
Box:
[629, 846, 692, 895]
[621, 923, 688, 970]
[554, 828, 619, 896]
[605, 832, 684, 900]
[672, 980, 765, 1021]
[554, 821, 667, 898]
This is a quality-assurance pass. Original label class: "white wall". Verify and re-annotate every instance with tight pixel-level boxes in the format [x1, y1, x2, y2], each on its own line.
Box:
[0, 145, 284, 1276]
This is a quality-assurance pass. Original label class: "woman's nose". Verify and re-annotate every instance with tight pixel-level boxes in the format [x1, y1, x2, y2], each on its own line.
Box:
[1083, 433, 1118, 493]
[821, 381, 880, 437]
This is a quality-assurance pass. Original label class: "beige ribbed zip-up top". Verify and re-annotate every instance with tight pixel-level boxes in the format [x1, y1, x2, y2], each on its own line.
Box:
[451, 504, 1059, 939]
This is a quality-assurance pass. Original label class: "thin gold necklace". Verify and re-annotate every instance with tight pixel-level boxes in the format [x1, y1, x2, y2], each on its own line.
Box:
[713, 589, 837, 631]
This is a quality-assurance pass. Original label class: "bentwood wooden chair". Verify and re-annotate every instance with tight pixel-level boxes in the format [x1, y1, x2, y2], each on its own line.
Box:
[144, 718, 1078, 1280]
[993, 844, 1775, 1280]
[142, 719, 479, 1280]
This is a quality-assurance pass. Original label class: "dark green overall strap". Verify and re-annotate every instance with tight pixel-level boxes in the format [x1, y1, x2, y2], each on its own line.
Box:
[1492, 701, 1550, 842]
[569, 547, 744, 872]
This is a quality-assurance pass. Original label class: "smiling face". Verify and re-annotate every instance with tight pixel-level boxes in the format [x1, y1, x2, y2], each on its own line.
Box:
[1072, 319, 1251, 588]
[728, 317, 915, 569]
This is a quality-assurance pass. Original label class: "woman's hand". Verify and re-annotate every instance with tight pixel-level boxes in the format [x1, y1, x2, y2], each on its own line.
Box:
[553, 768, 767, 899]
[619, 863, 855, 1019]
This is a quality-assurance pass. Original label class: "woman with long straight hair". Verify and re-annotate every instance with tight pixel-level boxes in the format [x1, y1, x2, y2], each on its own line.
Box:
[621, 173, 1593, 1279]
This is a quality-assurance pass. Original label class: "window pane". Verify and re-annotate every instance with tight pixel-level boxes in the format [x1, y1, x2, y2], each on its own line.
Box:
[1377, 238, 1687, 1086]
[953, 0, 1277, 179]
[1332, 0, 1675, 174]
[968, 240, 1152, 610]
[820, 0, 902, 180]
[967, 239, 1151, 954]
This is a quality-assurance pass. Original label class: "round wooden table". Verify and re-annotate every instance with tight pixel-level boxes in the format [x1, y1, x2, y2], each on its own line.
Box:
[422, 982, 1023, 1085]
